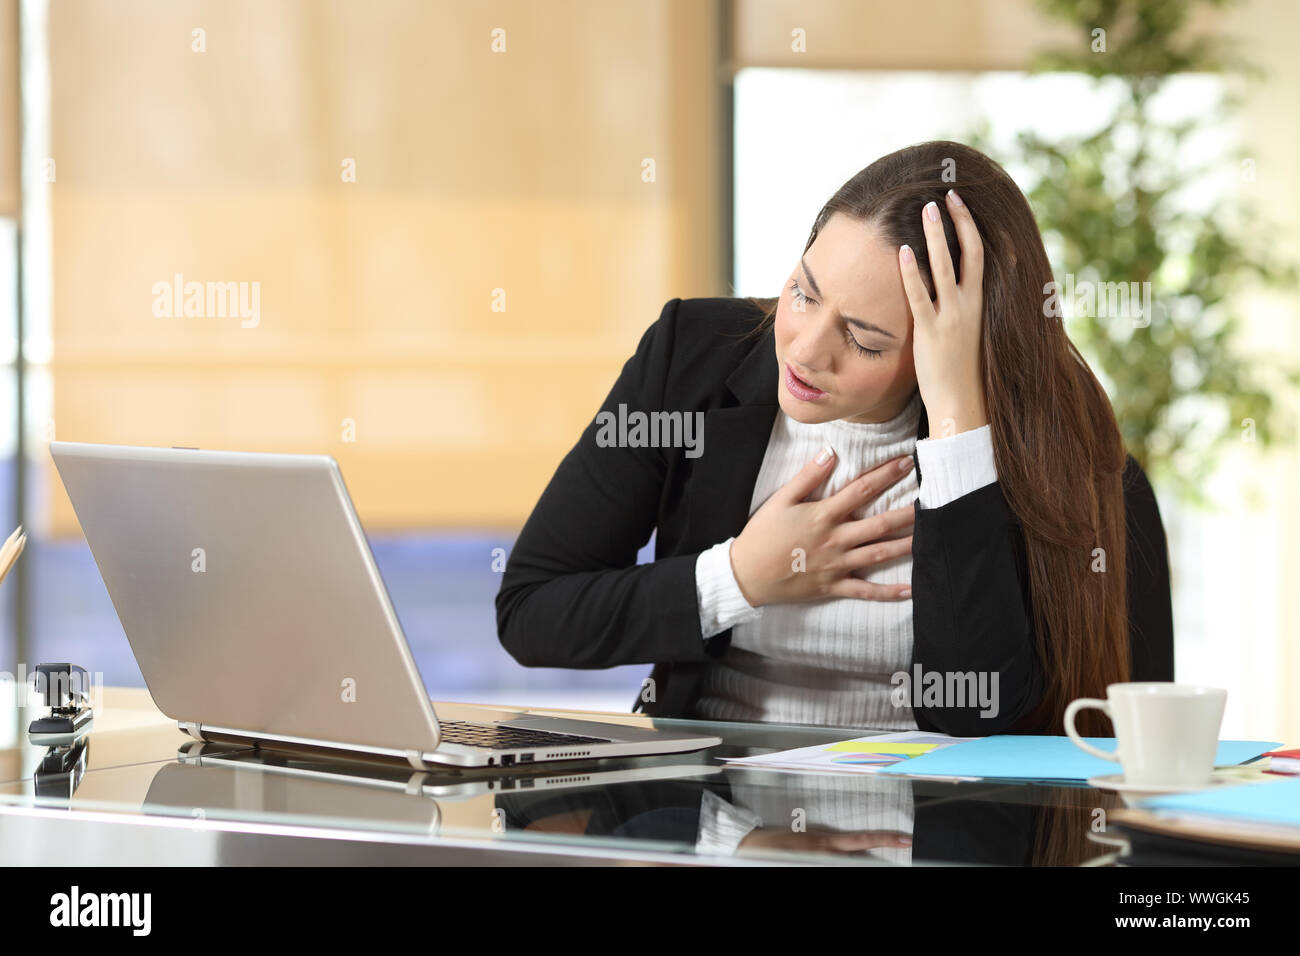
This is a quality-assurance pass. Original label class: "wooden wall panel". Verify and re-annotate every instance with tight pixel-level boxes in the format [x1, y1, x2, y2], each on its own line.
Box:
[42, 0, 721, 532]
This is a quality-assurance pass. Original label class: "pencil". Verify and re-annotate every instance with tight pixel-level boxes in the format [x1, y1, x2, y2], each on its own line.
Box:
[0, 528, 25, 586]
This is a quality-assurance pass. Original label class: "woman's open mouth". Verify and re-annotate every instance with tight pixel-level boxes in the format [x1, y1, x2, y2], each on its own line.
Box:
[784, 364, 827, 402]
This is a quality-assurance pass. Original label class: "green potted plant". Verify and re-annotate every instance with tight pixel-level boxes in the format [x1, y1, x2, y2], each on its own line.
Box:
[982, 0, 1297, 506]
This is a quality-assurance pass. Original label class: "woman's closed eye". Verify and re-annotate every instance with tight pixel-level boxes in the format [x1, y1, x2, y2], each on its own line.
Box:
[788, 277, 883, 358]
[788, 276, 811, 310]
[843, 327, 883, 359]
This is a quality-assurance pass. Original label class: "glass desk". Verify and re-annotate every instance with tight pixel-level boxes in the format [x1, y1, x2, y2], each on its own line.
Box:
[0, 687, 1236, 866]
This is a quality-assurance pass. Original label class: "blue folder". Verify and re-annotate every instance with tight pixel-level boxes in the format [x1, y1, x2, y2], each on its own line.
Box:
[1138, 775, 1300, 826]
[874, 735, 1282, 782]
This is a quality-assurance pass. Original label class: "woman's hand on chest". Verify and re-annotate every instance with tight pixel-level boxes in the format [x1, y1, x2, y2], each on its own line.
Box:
[729, 447, 916, 608]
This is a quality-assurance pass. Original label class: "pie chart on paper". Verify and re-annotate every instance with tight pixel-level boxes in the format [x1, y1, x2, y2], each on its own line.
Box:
[830, 753, 904, 765]
[824, 741, 941, 766]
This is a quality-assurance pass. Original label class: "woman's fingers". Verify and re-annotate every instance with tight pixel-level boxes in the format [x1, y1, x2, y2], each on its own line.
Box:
[824, 831, 913, 852]
[819, 455, 914, 520]
[898, 243, 936, 326]
[841, 534, 912, 572]
[825, 577, 912, 601]
[945, 189, 984, 298]
[775, 444, 838, 504]
[920, 199, 958, 305]
[837, 505, 915, 547]
[902, 191, 984, 323]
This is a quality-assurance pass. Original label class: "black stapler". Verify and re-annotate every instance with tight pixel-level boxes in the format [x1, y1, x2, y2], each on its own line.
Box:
[27, 662, 94, 743]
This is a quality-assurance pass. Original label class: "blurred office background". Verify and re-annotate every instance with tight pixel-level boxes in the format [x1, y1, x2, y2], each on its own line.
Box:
[0, 0, 1296, 743]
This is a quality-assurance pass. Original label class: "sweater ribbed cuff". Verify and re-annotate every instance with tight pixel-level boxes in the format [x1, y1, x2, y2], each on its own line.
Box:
[695, 537, 763, 640]
[916, 424, 997, 509]
[695, 789, 763, 855]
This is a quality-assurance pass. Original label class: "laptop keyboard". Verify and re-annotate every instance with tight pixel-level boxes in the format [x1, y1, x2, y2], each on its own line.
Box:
[437, 720, 611, 751]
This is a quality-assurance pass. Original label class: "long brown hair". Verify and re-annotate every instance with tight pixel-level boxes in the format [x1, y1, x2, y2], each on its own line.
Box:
[746, 141, 1129, 735]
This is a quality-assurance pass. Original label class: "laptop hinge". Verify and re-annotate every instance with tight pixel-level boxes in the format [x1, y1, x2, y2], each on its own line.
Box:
[179, 721, 207, 742]
[404, 749, 438, 772]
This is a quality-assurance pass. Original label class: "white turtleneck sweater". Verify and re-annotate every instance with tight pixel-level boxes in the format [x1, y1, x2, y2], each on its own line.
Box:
[690, 393, 999, 856]
[690, 392, 998, 730]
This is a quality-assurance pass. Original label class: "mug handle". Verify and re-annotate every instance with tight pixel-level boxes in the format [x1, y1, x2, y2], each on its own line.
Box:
[1063, 698, 1120, 763]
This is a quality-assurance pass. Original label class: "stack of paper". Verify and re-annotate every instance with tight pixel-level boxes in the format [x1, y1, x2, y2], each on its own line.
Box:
[873, 735, 1281, 782]
[1139, 775, 1300, 829]
[1111, 775, 1300, 860]
[721, 730, 1281, 783]
[720, 731, 976, 777]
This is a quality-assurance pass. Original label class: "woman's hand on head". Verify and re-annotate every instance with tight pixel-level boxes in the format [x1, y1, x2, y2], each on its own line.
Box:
[728, 449, 915, 608]
[901, 189, 989, 438]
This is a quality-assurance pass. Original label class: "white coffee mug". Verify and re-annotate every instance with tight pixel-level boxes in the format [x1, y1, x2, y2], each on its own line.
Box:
[1064, 682, 1227, 788]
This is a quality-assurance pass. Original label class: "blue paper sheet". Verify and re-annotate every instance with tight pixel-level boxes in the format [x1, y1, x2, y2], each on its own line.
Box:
[874, 735, 1281, 782]
[1139, 775, 1300, 826]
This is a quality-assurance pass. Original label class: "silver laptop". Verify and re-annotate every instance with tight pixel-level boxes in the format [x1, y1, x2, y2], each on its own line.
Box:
[155, 740, 722, 829]
[50, 441, 722, 769]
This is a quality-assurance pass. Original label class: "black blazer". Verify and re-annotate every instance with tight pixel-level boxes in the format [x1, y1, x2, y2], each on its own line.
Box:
[495, 296, 1174, 735]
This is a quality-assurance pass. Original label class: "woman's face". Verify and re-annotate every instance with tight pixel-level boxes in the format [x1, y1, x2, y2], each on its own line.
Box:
[774, 212, 919, 425]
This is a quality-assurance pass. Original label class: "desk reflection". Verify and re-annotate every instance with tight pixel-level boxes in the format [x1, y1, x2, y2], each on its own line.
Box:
[71, 743, 1124, 865]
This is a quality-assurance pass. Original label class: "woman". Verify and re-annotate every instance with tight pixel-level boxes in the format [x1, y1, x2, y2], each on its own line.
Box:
[496, 141, 1173, 737]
